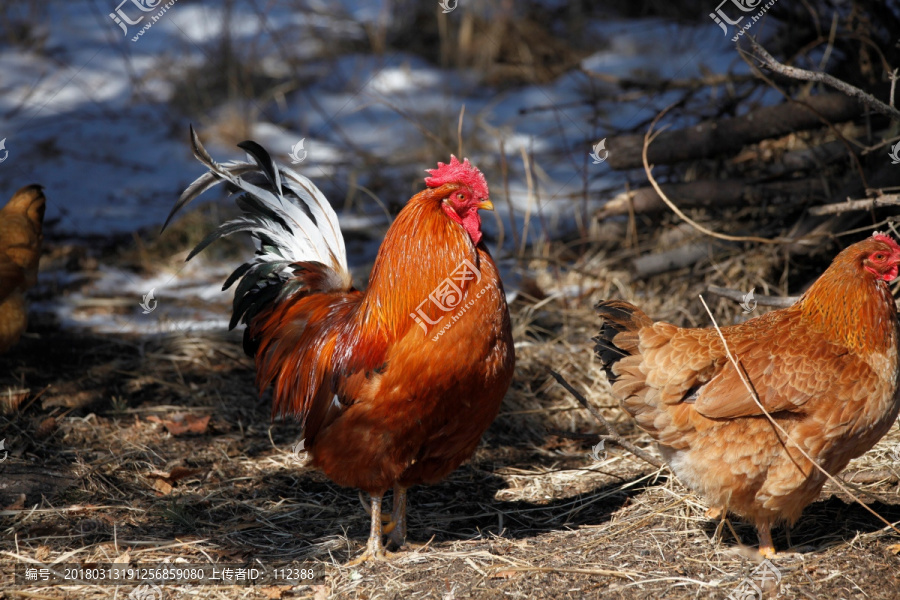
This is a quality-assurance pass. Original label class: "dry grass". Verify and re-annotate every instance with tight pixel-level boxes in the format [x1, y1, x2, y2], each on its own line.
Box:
[2, 220, 900, 599]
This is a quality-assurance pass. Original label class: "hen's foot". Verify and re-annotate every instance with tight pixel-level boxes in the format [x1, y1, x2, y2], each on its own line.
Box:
[757, 525, 776, 558]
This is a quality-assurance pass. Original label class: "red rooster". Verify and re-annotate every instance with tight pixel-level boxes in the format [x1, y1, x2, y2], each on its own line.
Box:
[164, 129, 515, 561]
[595, 233, 900, 556]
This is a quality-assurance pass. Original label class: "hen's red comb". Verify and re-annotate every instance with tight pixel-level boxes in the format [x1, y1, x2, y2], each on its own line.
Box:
[425, 156, 489, 199]
[872, 231, 900, 252]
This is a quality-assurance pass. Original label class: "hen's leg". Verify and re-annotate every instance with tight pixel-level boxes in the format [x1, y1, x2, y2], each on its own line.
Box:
[757, 524, 776, 558]
[385, 485, 407, 548]
[348, 493, 387, 564]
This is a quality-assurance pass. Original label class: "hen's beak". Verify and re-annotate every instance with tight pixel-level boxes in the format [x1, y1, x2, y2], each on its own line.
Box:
[477, 199, 494, 211]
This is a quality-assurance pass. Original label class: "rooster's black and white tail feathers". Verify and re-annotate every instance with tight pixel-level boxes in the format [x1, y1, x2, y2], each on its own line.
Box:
[163, 126, 350, 334]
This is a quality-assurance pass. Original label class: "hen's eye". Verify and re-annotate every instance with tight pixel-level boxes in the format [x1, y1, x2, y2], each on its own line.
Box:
[875, 253, 886, 261]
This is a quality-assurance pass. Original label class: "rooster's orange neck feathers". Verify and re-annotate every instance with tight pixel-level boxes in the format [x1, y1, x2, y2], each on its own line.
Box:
[358, 186, 483, 340]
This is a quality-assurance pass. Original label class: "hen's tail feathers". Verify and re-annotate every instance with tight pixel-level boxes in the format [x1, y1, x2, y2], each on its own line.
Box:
[593, 300, 650, 381]
[164, 126, 351, 336]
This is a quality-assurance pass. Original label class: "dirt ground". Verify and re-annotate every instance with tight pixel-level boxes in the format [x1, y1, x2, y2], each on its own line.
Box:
[2, 235, 900, 600]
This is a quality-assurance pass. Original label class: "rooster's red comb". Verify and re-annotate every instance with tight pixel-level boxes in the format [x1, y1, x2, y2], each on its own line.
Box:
[425, 156, 489, 199]
[872, 231, 900, 252]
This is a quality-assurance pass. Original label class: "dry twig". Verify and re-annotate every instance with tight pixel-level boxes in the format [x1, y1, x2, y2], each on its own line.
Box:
[747, 36, 900, 121]
[707, 286, 798, 308]
[548, 369, 665, 469]
[807, 194, 900, 216]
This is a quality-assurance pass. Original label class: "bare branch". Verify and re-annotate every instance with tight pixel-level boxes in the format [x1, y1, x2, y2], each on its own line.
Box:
[807, 194, 900, 216]
[747, 36, 900, 121]
[707, 286, 798, 308]
[548, 369, 665, 469]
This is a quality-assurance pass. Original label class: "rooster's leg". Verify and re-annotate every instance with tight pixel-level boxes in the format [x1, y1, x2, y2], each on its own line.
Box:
[358, 491, 391, 523]
[348, 493, 388, 564]
[384, 485, 407, 548]
[757, 524, 776, 558]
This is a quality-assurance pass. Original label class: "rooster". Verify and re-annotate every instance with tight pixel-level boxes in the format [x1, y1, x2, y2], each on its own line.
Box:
[595, 232, 900, 557]
[163, 128, 515, 561]
[0, 185, 46, 354]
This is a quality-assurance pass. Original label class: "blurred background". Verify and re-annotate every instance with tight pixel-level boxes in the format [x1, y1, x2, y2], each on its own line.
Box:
[1, 0, 897, 338]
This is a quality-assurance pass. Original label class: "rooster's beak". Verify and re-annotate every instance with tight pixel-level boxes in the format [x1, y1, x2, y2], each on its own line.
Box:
[477, 199, 494, 211]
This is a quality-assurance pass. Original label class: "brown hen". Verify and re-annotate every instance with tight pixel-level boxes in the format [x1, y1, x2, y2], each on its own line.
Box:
[0, 185, 46, 354]
[595, 232, 900, 556]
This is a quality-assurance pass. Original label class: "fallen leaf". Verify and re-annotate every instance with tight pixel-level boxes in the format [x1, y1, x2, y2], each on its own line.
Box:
[492, 569, 524, 579]
[43, 390, 95, 409]
[260, 585, 292, 599]
[147, 414, 210, 436]
[888, 543, 900, 555]
[4, 494, 26, 510]
[153, 478, 173, 495]
[34, 416, 57, 439]
[167, 466, 204, 482]
[146, 466, 204, 495]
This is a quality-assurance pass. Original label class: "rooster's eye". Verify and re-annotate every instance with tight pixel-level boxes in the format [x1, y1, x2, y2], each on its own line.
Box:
[457, 193, 466, 201]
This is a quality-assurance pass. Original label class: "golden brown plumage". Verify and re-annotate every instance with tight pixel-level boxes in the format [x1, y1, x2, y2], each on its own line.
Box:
[0, 185, 46, 354]
[595, 233, 900, 556]
[165, 132, 514, 561]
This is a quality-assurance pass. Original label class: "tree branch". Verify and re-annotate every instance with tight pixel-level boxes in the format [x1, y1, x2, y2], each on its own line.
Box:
[707, 285, 798, 308]
[807, 194, 900, 216]
[747, 36, 900, 121]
